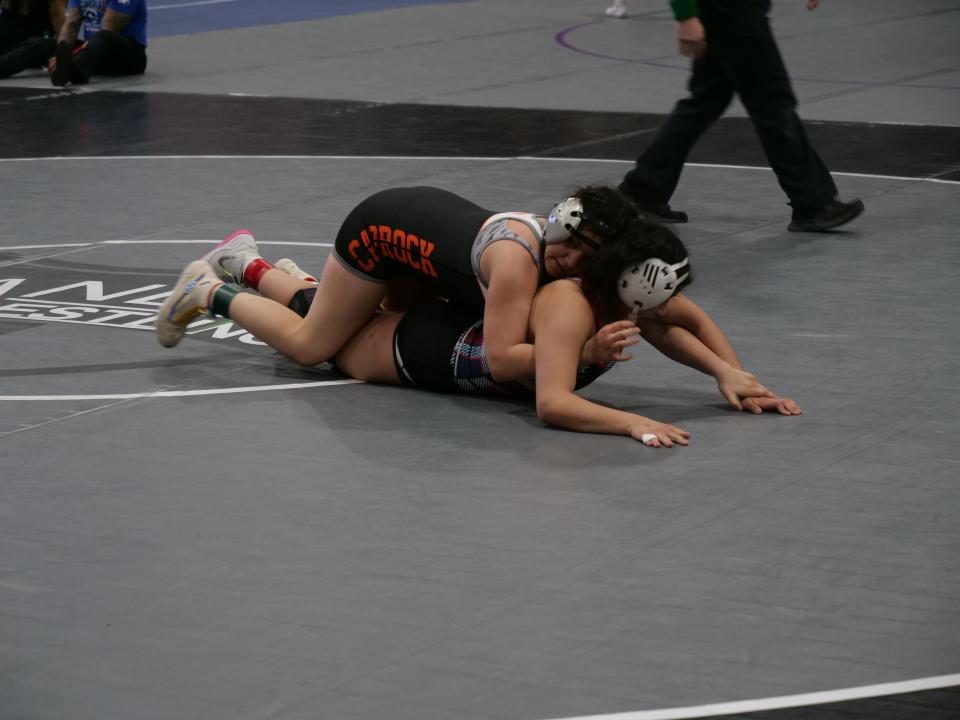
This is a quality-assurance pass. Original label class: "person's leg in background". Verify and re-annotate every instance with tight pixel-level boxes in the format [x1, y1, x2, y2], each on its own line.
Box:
[70, 30, 145, 83]
[0, 35, 54, 78]
[619, 50, 735, 222]
[707, 0, 862, 230]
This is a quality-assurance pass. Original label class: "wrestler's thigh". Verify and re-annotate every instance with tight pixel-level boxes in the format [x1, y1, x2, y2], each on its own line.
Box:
[334, 311, 403, 385]
[297, 256, 388, 360]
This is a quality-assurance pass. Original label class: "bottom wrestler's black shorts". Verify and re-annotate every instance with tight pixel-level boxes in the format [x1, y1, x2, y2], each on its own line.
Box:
[392, 300, 479, 394]
[287, 290, 514, 396]
[287, 287, 316, 318]
[287, 289, 472, 392]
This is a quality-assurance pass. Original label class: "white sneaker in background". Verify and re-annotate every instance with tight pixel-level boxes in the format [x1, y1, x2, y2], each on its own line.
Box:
[605, 1, 628, 18]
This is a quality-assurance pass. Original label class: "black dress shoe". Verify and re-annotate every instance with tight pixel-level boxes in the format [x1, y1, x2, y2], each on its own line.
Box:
[616, 183, 689, 223]
[788, 199, 864, 232]
[633, 201, 687, 223]
[635, 202, 689, 224]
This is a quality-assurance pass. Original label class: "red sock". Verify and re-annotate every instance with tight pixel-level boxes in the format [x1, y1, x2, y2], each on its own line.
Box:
[242, 258, 273, 291]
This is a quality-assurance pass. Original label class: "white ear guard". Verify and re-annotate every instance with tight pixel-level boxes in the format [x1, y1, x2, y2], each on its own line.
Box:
[618, 257, 690, 319]
[544, 197, 585, 244]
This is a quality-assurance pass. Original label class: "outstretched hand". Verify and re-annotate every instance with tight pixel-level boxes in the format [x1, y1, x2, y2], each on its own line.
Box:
[581, 320, 641, 365]
[629, 420, 691, 448]
[716, 365, 775, 410]
[741, 396, 802, 416]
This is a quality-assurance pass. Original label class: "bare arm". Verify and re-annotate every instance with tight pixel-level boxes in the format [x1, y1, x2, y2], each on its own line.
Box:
[531, 281, 690, 447]
[479, 239, 540, 382]
[638, 320, 772, 410]
[49, 0, 66, 35]
[638, 297, 799, 414]
[646, 294, 742, 368]
[57, 6, 81, 43]
[102, 8, 132, 34]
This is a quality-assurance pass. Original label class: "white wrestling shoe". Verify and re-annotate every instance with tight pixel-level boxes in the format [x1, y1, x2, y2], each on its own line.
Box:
[275, 258, 319, 284]
[605, 1, 628, 18]
[202, 229, 260, 286]
[155, 260, 222, 348]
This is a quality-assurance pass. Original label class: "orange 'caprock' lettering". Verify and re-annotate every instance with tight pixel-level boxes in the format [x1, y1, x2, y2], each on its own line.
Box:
[348, 238, 376, 273]
[405, 234, 420, 271]
[376, 225, 394, 260]
[360, 229, 381, 264]
[351, 224, 439, 278]
[418, 239, 438, 278]
[392, 229, 409, 264]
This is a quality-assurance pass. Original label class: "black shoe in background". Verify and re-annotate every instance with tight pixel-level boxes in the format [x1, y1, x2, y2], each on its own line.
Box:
[635, 203, 689, 224]
[788, 199, 864, 232]
[617, 183, 689, 223]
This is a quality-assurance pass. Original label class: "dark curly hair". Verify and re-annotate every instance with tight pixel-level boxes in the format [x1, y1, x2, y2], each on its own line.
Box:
[580, 217, 693, 320]
[573, 186, 641, 240]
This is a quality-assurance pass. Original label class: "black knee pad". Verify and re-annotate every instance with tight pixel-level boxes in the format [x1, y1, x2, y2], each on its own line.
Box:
[287, 288, 316, 318]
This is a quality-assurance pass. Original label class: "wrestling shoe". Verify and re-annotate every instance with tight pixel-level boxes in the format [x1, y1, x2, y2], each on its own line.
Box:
[155, 260, 222, 348]
[605, 1, 628, 18]
[787, 199, 865, 232]
[275, 258, 319, 284]
[201, 229, 260, 285]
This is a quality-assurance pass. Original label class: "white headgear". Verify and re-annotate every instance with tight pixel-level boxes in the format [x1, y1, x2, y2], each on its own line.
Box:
[544, 197, 586, 244]
[618, 257, 690, 319]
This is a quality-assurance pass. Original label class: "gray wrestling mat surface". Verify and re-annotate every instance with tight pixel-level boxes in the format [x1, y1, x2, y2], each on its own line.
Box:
[2, 2, 960, 719]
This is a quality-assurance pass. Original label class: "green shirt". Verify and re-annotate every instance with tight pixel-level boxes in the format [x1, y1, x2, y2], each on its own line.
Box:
[669, 0, 699, 20]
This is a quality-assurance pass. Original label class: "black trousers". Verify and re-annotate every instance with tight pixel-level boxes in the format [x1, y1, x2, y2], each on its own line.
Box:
[0, 8, 56, 78]
[0, 30, 146, 80]
[620, 0, 837, 215]
[73, 30, 147, 79]
[0, 34, 52, 78]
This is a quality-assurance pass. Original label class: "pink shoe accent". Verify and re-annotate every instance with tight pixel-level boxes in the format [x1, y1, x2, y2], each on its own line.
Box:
[201, 229, 255, 260]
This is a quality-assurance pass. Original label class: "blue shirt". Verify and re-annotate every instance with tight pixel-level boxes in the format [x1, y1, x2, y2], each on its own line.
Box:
[67, 0, 148, 47]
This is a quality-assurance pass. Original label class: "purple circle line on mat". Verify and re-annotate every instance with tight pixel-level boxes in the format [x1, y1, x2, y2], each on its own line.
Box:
[553, 17, 960, 91]
[554, 18, 685, 68]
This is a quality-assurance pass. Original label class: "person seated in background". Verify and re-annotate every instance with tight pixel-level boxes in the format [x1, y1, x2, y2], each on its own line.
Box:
[48, 0, 147, 86]
[0, 0, 64, 79]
